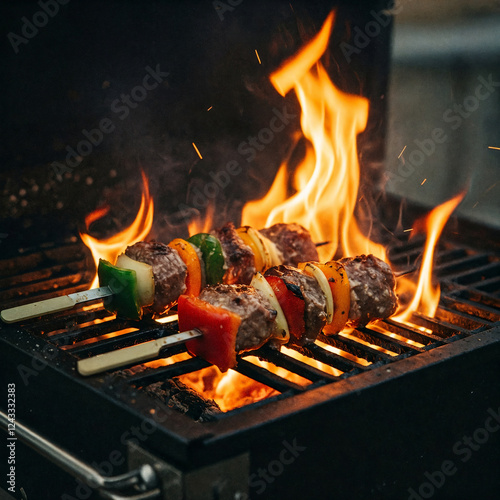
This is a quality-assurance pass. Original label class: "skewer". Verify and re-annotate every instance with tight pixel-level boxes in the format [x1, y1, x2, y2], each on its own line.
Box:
[394, 265, 419, 278]
[2, 238, 328, 324]
[0, 287, 113, 323]
[1, 254, 407, 324]
[4, 254, 398, 376]
[77, 329, 202, 376]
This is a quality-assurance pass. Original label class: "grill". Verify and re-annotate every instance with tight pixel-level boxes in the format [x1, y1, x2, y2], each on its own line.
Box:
[1, 214, 499, 499]
[2, 1, 500, 499]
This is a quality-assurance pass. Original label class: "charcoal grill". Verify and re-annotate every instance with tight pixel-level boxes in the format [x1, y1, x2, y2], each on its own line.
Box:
[2, 1, 500, 499]
[1, 211, 499, 499]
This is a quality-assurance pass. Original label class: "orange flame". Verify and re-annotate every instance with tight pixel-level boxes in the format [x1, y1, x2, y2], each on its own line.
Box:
[177, 364, 280, 412]
[242, 10, 385, 261]
[186, 11, 388, 411]
[187, 202, 215, 236]
[393, 192, 465, 324]
[80, 171, 154, 288]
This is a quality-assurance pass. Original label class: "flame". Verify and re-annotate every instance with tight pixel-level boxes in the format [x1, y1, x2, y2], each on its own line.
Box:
[80, 170, 154, 288]
[187, 202, 215, 236]
[242, 10, 385, 261]
[177, 364, 280, 412]
[74, 15, 467, 412]
[181, 10, 387, 411]
[393, 192, 465, 324]
[176, 14, 467, 412]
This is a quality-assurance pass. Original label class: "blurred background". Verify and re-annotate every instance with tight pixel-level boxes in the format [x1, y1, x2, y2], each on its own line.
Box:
[385, 0, 500, 227]
[0, 0, 498, 254]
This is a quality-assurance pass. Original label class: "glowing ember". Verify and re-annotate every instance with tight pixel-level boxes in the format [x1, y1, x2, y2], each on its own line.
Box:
[80, 170, 154, 288]
[178, 365, 279, 412]
[242, 10, 385, 261]
[393, 192, 465, 324]
[192, 142, 203, 159]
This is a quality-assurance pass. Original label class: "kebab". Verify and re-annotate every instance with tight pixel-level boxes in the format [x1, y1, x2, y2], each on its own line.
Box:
[0, 222, 318, 323]
[105, 221, 319, 319]
[77, 254, 397, 375]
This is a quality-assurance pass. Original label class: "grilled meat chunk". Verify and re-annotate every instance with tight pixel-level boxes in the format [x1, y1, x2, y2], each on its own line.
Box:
[213, 222, 256, 285]
[259, 223, 319, 267]
[265, 265, 327, 345]
[340, 254, 397, 326]
[125, 241, 187, 316]
[199, 284, 276, 352]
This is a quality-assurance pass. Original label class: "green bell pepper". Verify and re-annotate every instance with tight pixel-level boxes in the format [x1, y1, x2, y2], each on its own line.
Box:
[97, 259, 142, 320]
[187, 233, 225, 285]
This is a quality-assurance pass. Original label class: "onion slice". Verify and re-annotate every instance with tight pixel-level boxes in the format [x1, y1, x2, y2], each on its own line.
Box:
[258, 231, 284, 268]
[251, 272, 290, 344]
[115, 254, 155, 307]
[300, 262, 334, 324]
[245, 227, 270, 270]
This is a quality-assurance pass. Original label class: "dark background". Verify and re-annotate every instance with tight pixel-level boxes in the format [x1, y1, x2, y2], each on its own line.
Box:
[0, 0, 391, 249]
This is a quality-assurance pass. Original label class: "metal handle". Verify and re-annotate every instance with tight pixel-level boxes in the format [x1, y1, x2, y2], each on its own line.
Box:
[0, 410, 161, 499]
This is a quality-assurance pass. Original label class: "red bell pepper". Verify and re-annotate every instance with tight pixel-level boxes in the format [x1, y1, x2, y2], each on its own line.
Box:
[264, 275, 305, 343]
[177, 295, 241, 372]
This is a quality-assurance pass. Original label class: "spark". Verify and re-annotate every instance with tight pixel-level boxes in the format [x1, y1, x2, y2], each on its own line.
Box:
[421, 178, 427, 185]
[485, 182, 497, 193]
[255, 49, 262, 64]
[488, 146, 500, 150]
[207, 106, 213, 111]
[398, 145, 407, 159]
[472, 201, 479, 208]
[403, 228, 413, 232]
[192, 142, 202, 159]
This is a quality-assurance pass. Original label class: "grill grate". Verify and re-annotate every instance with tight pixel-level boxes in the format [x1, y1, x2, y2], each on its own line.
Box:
[1, 234, 498, 420]
[1, 232, 499, 500]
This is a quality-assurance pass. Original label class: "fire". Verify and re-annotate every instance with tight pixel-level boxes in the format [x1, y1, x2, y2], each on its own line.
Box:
[74, 15, 467, 414]
[187, 202, 215, 236]
[181, 11, 388, 411]
[80, 170, 154, 288]
[242, 10, 385, 261]
[178, 364, 280, 412]
[393, 192, 465, 324]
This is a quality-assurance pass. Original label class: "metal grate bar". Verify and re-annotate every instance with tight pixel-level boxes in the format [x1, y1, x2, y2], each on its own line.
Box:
[382, 318, 445, 343]
[433, 306, 489, 331]
[67, 328, 168, 357]
[446, 261, 499, 286]
[0, 274, 90, 303]
[302, 343, 367, 373]
[48, 318, 137, 344]
[317, 332, 394, 363]
[434, 253, 489, 278]
[473, 276, 500, 295]
[127, 357, 211, 387]
[439, 295, 500, 323]
[447, 288, 500, 313]
[354, 326, 422, 354]
[26, 306, 112, 335]
[250, 346, 339, 382]
[234, 358, 306, 393]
